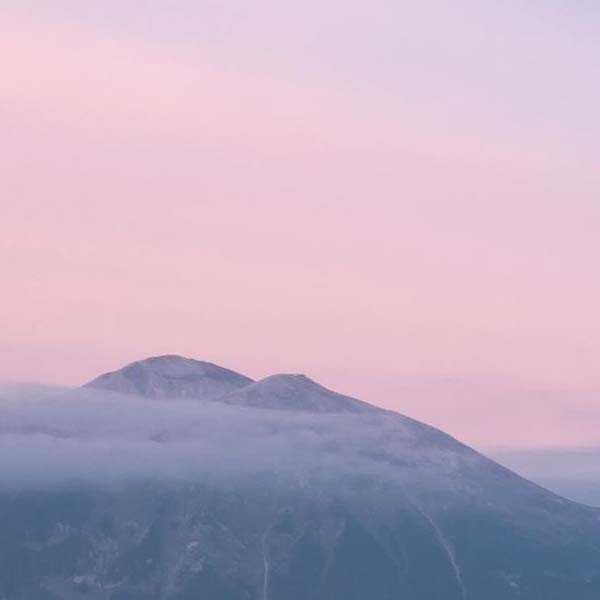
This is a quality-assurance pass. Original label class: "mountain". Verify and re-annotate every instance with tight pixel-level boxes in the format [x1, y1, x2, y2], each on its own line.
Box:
[84, 355, 253, 401]
[2, 356, 600, 599]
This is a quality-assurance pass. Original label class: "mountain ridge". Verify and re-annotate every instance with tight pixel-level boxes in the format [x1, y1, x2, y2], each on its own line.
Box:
[84, 355, 380, 414]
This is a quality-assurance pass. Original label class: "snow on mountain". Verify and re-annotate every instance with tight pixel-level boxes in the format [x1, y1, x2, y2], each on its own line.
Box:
[84, 354, 253, 401]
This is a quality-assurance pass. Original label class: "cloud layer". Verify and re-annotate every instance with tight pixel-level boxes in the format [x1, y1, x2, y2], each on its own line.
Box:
[0, 383, 465, 492]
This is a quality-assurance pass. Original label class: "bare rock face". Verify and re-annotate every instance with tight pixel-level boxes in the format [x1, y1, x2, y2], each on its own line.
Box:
[4, 356, 600, 599]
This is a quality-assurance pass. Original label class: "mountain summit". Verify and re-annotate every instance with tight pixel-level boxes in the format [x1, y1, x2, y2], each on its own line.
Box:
[218, 373, 377, 414]
[84, 354, 253, 400]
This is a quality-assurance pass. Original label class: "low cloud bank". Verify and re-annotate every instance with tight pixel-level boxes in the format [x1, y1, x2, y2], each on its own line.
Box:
[0, 383, 466, 492]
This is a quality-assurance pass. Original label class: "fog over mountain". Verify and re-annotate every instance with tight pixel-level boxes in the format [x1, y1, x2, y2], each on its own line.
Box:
[2, 356, 600, 599]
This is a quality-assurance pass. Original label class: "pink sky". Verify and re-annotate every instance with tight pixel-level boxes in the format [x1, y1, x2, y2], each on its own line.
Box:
[2, 3, 599, 447]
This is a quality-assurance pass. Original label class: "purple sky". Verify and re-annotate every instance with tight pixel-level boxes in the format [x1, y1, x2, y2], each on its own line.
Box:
[2, 2, 599, 447]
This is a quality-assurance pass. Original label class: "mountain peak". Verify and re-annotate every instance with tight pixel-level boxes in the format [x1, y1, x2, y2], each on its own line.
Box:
[83, 355, 254, 400]
[217, 372, 378, 414]
[83, 356, 378, 414]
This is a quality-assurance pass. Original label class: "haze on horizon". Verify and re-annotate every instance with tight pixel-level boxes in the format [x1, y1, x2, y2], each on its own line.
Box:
[2, 1, 600, 450]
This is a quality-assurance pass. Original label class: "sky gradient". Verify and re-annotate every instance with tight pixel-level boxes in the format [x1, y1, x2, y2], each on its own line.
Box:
[2, 1, 599, 448]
